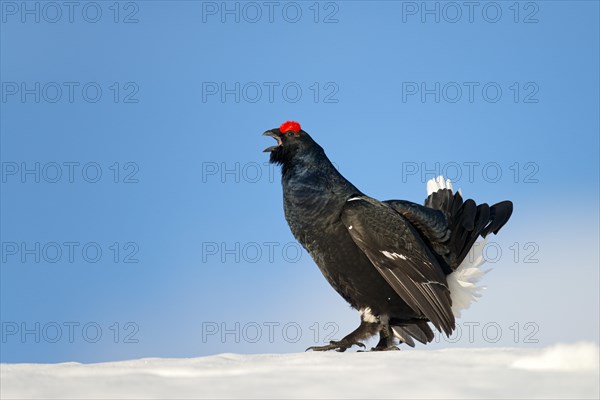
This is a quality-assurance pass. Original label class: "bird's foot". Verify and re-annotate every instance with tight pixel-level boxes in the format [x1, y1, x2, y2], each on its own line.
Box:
[306, 340, 366, 352]
[369, 345, 400, 352]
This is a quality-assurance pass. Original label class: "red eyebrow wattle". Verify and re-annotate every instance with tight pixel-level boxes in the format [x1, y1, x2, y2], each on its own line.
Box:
[279, 121, 301, 133]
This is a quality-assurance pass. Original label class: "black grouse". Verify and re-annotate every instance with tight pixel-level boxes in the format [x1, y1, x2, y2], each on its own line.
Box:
[263, 121, 513, 351]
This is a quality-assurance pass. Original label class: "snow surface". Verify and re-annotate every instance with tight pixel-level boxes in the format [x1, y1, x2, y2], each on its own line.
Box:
[1, 342, 598, 399]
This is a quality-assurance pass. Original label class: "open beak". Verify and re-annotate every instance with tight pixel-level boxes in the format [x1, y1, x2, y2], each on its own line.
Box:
[262, 130, 283, 152]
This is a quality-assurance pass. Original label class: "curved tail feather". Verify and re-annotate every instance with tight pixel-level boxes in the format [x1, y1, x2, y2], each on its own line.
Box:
[391, 320, 435, 347]
[425, 176, 513, 270]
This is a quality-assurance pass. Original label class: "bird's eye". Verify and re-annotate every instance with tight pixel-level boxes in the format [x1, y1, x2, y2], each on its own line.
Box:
[286, 131, 294, 137]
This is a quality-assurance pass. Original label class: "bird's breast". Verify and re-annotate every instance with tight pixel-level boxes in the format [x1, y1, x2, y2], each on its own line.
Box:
[283, 187, 344, 244]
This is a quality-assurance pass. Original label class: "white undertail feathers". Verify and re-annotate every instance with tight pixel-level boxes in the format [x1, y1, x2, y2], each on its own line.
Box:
[446, 237, 489, 318]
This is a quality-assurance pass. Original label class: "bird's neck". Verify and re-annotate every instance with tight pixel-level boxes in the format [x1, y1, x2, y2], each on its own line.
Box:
[281, 151, 360, 198]
[281, 151, 327, 176]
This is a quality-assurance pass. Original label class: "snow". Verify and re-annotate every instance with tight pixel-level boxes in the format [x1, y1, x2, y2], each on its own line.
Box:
[1, 342, 598, 399]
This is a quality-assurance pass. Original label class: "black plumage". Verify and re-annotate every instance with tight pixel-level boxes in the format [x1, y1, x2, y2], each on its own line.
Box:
[263, 122, 513, 351]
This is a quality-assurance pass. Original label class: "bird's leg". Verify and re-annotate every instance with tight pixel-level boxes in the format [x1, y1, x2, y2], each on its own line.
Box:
[370, 321, 400, 352]
[306, 319, 380, 352]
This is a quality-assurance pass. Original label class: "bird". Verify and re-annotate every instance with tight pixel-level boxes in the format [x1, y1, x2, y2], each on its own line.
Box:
[263, 121, 513, 351]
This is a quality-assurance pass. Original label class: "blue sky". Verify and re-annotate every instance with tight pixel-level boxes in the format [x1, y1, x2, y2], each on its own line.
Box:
[1, 1, 598, 363]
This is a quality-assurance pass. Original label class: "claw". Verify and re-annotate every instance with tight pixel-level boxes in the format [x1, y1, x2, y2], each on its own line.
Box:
[370, 345, 401, 352]
[305, 340, 366, 352]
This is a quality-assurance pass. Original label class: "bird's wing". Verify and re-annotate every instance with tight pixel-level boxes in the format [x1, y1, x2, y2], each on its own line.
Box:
[341, 197, 455, 335]
[384, 200, 450, 243]
[384, 177, 457, 244]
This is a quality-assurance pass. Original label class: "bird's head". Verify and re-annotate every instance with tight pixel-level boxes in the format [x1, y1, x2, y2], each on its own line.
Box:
[263, 121, 324, 166]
